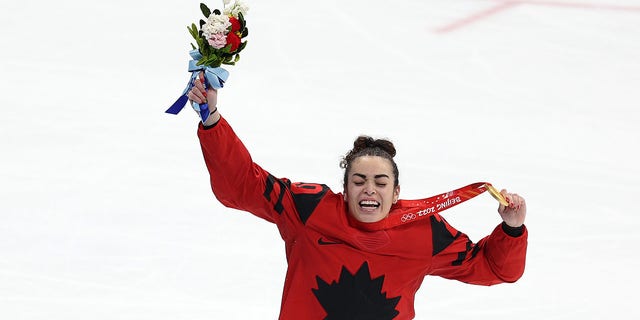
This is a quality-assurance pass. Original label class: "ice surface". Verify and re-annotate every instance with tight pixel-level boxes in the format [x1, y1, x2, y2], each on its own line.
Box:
[1, 0, 639, 319]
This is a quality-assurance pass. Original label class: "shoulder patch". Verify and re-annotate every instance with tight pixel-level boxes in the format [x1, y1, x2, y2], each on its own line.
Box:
[290, 183, 329, 224]
[430, 214, 460, 256]
[263, 175, 291, 215]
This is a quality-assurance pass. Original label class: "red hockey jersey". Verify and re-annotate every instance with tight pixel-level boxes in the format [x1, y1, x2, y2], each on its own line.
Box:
[197, 117, 528, 319]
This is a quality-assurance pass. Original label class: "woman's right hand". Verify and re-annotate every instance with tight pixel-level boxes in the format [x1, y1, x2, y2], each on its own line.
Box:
[187, 72, 219, 126]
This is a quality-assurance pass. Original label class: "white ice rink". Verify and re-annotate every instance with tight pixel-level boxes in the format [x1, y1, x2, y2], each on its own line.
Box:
[1, 0, 639, 319]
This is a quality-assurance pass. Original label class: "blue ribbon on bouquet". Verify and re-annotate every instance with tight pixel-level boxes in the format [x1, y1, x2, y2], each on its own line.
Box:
[165, 49, 229, 123]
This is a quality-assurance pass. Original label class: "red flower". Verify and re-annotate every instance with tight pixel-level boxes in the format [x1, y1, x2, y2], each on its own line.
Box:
[229, 17, 241, 33]
[226, 32, 241, 52]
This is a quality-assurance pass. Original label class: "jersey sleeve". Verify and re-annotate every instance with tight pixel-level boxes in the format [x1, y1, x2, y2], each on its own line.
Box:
[427, 214, 528, 285]
[197, 117, 330, 227]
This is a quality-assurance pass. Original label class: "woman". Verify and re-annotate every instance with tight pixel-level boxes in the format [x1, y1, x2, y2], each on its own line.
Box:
[187, 74, 527, 319]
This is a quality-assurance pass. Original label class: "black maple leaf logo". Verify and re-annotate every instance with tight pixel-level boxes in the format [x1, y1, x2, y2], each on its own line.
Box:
[312, 262, 401, 320]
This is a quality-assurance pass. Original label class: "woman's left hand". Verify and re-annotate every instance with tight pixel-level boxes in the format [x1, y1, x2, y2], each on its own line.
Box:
[498, 190, 526, 227]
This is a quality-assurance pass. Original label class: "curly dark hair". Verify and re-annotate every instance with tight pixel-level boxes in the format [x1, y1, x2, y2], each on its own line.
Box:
[340, 135, 399, 188]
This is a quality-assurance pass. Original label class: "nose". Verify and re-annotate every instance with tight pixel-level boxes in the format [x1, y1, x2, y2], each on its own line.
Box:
[364, 183, 376, 195]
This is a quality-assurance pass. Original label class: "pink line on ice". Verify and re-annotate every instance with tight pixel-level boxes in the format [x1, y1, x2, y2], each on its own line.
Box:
[434, 1, 520, 33]
[516, 0, 640, 11]
[434, 1, 640, 33]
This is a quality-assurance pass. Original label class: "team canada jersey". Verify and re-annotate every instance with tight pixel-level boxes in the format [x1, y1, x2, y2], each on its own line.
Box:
[197, 117, 528, 320]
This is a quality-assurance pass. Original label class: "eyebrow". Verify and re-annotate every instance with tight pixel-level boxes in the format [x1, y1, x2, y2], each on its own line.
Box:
[352, 173, 390, 180]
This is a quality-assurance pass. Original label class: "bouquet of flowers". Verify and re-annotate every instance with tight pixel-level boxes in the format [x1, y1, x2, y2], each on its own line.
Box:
[166, 1, 249, 123]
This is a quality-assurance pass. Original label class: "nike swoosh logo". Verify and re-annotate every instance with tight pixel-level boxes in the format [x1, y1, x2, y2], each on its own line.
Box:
[318, 237, 342, 246]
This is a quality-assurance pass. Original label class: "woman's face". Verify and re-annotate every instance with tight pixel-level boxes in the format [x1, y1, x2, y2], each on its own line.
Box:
[345, 156, 400, 223]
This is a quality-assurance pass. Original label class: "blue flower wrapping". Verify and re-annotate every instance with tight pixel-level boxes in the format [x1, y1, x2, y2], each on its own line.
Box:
[166, 49, 230, 123]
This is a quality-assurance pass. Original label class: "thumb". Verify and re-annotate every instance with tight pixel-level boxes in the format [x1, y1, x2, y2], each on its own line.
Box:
[497, 189, 511, 213]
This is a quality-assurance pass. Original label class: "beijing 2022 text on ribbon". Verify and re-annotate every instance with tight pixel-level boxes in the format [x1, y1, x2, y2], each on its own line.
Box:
[351, 182, 509, 232]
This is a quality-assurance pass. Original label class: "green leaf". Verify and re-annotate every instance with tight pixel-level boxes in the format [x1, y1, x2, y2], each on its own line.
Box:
[234, 54, 240, 62]
[202, 42, 211, 55]
[237, 41, 247, 52]
[204, 54, 221, 67]
[238, 12, 246, 30]
[197, 31, 206, 48]
[188, 24, 199, 40]
[191, 43, 196, 50]
[200, 3, 211, 18]
[241, 27, 248, 38]
[213, 9, 221, 15]
[200, 19, 206, 29]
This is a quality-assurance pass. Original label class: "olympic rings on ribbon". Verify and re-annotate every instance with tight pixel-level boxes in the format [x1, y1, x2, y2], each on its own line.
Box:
[401, 213, 417, 223]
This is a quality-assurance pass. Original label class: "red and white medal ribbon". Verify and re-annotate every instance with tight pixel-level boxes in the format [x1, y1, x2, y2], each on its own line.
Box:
[349, 182, 507, 231]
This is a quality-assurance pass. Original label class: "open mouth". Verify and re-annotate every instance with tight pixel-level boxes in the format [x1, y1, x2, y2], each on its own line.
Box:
[359, 200, 380, 209]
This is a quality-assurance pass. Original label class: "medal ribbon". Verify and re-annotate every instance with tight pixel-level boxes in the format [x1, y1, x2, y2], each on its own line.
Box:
[349, 182, 505, 232]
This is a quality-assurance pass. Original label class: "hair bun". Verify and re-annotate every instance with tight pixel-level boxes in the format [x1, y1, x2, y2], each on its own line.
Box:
[340, 135, 400, 186]
[352, 136, 396, 158]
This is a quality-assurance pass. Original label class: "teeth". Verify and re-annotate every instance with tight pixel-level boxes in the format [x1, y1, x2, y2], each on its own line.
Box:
[359, 200, 380, 207]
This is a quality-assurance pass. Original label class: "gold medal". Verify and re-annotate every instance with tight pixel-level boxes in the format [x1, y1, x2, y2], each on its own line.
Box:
[485, 183, 509, 206]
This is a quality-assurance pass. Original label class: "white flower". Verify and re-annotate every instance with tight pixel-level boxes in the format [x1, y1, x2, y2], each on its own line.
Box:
[223, 0, 249, 17]
[202, 14, 232, 38]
